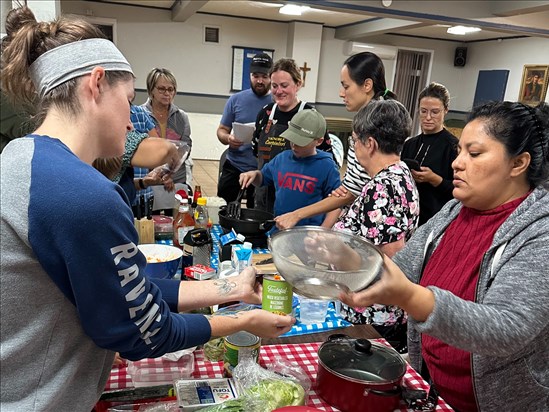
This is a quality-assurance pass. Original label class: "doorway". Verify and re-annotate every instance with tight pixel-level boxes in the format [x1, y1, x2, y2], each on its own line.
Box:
[392, 50, 432, 136]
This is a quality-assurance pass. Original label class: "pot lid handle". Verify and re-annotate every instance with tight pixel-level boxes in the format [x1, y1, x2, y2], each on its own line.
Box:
[354, 338, 373, 354]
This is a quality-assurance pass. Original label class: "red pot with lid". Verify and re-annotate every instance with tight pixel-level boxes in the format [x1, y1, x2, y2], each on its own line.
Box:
[316, 335, 407, 412]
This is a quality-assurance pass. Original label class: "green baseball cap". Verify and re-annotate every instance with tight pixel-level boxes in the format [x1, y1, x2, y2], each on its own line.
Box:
[281, 109, 327, 147]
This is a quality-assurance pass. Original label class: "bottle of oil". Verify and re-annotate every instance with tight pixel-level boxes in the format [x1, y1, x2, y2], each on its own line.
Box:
[194, 197, 209, 229]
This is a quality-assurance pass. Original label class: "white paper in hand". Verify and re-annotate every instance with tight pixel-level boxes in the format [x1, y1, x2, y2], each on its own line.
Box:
[232, 122, 255, 144]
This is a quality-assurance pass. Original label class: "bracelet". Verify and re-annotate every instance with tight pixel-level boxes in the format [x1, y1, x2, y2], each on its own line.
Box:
[138, 178, 146, 189]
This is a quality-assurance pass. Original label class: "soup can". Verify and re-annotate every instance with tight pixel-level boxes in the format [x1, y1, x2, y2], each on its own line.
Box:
[262, 274, 293, 315]
[223, 331, 261, 377]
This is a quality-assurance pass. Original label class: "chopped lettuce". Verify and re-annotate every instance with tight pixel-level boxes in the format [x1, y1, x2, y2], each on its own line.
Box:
[246, 378, 305, 409]
[195, 399, 245, 412]
[197, 378, 305, 412]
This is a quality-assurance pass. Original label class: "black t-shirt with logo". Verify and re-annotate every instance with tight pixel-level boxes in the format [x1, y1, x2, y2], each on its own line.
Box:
[252, 102, 333, 169]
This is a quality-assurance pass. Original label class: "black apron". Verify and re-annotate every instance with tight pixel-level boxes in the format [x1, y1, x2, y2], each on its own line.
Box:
[255, 102, 307, 214]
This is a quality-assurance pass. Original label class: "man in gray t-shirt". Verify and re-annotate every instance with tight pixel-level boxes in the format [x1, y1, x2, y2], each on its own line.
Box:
[217, 53, 273, 208]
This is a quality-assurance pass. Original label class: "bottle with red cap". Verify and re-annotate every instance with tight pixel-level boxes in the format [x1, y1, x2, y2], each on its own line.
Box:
[173, 189, 188, 217]
[192, 185, 202, 211]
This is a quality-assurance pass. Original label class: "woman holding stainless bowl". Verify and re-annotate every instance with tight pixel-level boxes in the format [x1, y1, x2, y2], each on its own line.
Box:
[309, 101, 549, 411]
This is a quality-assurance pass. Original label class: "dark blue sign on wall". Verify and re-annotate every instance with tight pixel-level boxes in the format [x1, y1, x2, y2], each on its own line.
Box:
[473, 70, 509, 108]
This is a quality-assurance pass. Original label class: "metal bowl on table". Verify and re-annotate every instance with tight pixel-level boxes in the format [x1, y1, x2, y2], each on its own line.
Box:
[269, 226, 383, 300]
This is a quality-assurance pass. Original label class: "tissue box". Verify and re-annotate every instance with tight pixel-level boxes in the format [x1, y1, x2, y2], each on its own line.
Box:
[184, 264, 216, 280]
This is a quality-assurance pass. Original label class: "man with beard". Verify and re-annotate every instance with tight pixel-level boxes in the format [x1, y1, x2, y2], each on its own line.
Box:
[217, 53, 273, 208]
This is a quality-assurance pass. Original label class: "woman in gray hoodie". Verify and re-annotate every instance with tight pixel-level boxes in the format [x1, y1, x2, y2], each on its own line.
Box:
[333, 101, 548, 411]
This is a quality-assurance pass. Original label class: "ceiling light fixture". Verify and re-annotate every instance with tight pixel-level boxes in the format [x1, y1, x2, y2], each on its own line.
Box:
[447, 25, 482, 35]
[279, 4, 310, 16]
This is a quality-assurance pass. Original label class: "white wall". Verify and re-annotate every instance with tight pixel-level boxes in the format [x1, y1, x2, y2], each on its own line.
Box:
[61, 1, 289, 93]
[187, 113, 223, 160]
[348, 33, 549, 111]
[286, 22, 324, 104]
[317, 28, 397, 105]
[59, 1, 549, 159]
[467, 37, 549, 107]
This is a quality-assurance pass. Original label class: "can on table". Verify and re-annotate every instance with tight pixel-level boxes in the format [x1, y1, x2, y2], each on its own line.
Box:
[223, 331, 261, 377]
[262, 274, 293, 315]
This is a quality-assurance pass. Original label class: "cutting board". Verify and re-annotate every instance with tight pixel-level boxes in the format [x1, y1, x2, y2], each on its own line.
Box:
[252, 253, 277, 274]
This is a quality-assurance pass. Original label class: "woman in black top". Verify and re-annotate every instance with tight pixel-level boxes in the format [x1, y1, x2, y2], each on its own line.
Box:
[401, 82, 458, 225]
[252, 58, 332, 213]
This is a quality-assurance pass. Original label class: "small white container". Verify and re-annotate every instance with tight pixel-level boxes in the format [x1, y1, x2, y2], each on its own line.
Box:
[231, 242, 252, 271]
[205, 196, 227, 224]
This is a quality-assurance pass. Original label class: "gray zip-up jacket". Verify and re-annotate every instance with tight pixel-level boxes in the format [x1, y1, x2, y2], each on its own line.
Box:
[393, 185, 549, 411]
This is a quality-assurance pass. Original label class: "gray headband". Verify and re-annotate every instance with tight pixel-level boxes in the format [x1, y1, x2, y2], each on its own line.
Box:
[29, 38, 133, 98]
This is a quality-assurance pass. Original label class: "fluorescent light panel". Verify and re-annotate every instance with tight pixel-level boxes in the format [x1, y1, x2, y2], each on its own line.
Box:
[447, 25, 482, 35]
[279, 4, 310, 15]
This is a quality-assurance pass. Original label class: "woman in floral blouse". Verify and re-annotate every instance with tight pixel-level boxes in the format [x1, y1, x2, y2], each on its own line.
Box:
[333, 100, 419, 349]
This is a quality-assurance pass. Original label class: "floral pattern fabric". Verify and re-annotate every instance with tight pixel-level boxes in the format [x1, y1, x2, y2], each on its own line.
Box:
[333, 161, 419, 244]
[333, 161, 419, 326]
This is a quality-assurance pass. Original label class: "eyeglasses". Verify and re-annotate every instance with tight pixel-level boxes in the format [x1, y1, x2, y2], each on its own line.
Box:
[348, 133, 360, 147]
[156, 86, 175, 94]
[419, 108, 443, 118]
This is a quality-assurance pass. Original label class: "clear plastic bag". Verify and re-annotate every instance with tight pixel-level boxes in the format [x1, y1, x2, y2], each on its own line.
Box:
[169, 141, 190, 174]
[137, 401, 179, 411]
[148, 142, 190, 182]
[233, 357, 310, 410]
[107, 400, 179, 411]
[195, 358, 309, 411]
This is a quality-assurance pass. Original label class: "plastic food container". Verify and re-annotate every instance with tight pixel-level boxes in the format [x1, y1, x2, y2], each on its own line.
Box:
[175, 377, 238, 411]
[205, 196, 226, 224]
[152, 215, 173, 240]
[127, 351, 194, 387]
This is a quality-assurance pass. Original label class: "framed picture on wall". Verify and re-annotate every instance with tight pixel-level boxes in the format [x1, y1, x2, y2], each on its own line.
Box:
[231, 46, 274, 92]
[518, 65, 549, 106]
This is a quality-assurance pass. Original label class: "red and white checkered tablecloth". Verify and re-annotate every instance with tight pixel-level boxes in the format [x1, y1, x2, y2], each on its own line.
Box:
[105, 340, 453, 411]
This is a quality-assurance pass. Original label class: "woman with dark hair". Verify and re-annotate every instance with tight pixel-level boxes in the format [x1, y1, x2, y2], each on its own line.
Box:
[336, 101, 549, 411]
[401, 82, 459, 225]
[333, 99, 419, 348]
[275, 52, 398, 229]
[251, 58, 333, 214]
[0, 7, 293, 410]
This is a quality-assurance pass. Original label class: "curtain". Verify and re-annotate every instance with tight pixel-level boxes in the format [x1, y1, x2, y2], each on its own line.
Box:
[393, 50, 431, 136]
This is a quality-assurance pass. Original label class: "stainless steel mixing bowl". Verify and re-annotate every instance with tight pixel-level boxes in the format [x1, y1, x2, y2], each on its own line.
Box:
[269, 226, 384, 300]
